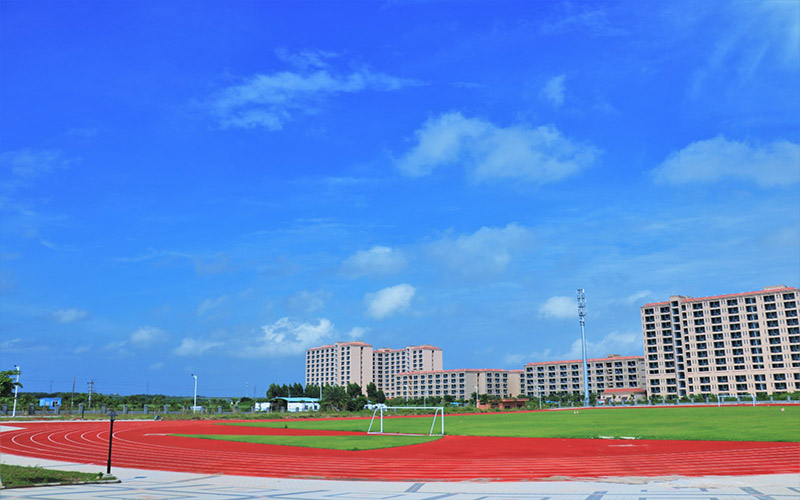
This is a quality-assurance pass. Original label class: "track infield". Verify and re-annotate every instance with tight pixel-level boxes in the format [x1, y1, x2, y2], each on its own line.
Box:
[2, 410, 799, 482]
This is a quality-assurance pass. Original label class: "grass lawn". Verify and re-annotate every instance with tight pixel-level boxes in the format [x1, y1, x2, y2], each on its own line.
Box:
[173, 433, 439, 450]
[224, 406, 800, 442]
[0, 464, 112, 489]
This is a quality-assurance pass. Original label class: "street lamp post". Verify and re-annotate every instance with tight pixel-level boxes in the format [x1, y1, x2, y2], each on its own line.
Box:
[11, 365, 20, 417]
[191, 374, 198, 413]
[404, 383, 408, 404]
[474, 385, 478, 409]
[538, 385, 544, 410]
[106, 411, 117, 474]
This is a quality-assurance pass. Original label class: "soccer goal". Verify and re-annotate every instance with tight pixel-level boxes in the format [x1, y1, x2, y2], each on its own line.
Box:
[366, 406, 445, 436]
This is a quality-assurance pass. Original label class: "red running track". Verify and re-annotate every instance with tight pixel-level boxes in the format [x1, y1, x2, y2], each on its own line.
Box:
[1, 420, 798, 481]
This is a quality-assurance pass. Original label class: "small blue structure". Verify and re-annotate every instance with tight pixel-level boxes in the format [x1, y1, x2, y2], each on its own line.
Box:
[39, 397, 62, 408]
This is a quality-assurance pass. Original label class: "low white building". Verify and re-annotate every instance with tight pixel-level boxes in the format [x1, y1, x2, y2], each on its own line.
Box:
[272, 397, 320, 412]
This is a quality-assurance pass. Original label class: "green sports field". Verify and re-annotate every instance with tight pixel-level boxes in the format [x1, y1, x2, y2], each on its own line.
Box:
[222, 406, 800, 442]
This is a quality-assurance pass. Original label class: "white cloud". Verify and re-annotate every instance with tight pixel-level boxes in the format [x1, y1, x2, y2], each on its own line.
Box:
[505, 331, 641, 365]
[103, 340, 128, 354]
[197, 295, 229, 316]
[0, 149, 66, 182]
[539, 296, 576, 319]
[541, 75, 566, 107]
[397, 112, 598, 183]
[654, 136, 799, 187]
[275, 48, 338, 69]
[285, 290, 328, 313]
[341, 246, 407, 277]
[256, 317, 334, 356]
[52, 308, 88, 324]
[208, 60, 420, 130]
[173, 337, 221, 357]
[624, 290, 652, 304]
[148, 362, 165, 371]
[690, 2, 799, 95]
[130, 326, 167, 347]
[428, 223, 533, 276]
[104, 326, 168, 355]
[365, 284, 416, 319]
[564, 331, 642, 359]
[73, 345, 91, 355]
[346, 326, 368, 340]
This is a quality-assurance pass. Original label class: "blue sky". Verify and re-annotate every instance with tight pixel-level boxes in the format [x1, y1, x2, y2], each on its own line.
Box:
[1, 1, 798, 397]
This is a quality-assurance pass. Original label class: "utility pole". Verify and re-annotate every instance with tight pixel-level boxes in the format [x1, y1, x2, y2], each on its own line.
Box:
[70, 376, 76, 408]
[87, 380, 95, 409]
[577, 289, 590, 407]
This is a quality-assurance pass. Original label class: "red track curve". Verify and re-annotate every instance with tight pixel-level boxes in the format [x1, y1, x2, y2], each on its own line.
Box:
[1, 420, 798, 481]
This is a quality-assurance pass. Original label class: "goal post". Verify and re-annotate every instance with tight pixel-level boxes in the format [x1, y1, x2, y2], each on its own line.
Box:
[366, 406, 445, 436]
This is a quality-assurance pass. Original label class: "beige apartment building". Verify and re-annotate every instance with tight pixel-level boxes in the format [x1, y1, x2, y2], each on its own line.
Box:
[304, 341, 374, 389]
[641, 286, 799, 398]
[374, 345, 442, 398]
[523, 355, 646, 397]
[396, 368, 523, 400]
[305, 342, 442, 396]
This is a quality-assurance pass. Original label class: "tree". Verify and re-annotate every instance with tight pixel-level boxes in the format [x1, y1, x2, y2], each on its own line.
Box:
[366, 382, 378, 400]
[375, 390, 386, 404]
[347, 395, 368, 412]
[346, 382, 362, 398]
[290, 382, 304, 397]
[0, 369, 22, 398]
[322, 386, 349, 412]
[266, 383, 282, 399]
[305, 384, 321, 398]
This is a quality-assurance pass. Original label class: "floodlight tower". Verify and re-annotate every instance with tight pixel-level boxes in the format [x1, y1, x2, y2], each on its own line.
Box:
[11, 365, 20, 417]
[191, 374, 198, 413]
[577, 289, 590, 407]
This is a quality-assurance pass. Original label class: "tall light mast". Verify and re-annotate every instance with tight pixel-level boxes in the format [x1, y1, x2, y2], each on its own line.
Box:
[577, 289, 590, 407]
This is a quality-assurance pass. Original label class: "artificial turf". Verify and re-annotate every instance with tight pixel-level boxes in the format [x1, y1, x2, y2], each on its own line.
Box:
[173, 433, 439, 450]
[223, 406, 800, 442]
[0, 464, 112, 489]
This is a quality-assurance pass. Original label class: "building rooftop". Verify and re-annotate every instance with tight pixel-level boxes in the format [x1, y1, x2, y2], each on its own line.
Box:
[397, 368, 512, 375]
[525, 355, 644, 367]
[642, 286, 796, 307]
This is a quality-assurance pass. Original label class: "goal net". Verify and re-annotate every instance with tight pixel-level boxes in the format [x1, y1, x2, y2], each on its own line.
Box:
[366, 406, 445, 436]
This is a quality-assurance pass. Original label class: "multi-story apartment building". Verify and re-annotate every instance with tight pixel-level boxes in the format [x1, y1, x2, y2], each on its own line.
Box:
[374, 345, 442, 398]
[305, 342, 442, 397]
[641, 285, 799, 397]
[304, 341, 373, 389]
[522, 355, 646, 397]
[396, 368, 523, 400]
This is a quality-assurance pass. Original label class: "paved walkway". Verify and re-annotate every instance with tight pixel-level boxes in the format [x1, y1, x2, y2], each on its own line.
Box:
[1, 453, 798, 500]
